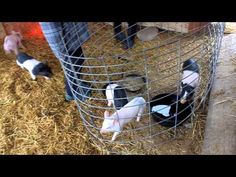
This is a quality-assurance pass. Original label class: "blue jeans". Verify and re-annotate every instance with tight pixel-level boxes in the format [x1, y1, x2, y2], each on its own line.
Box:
[64, 47, 91, 101]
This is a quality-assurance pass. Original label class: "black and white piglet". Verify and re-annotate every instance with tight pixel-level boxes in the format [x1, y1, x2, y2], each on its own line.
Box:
[180, 58, 200, 104]
[16, 52, 52, 80]
[102, 83, 128, 110]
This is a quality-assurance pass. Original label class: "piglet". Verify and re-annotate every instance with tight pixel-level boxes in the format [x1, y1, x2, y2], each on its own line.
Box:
[102, 83, 128, 110]
[16, 52, 53, 80]
[100, 97, 146, 141]
[180, 58, 200, 104]
[3, 31, 25, 55]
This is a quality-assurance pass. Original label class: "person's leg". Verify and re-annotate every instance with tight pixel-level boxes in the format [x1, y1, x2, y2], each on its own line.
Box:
[126, 22, 137, 49]
[64, 46, 85, 101]
[64, 48, 83, 99]
[40, 22, 91, 102]
[114, 22, 122, 35]
[61, 22, 89, 101]
[64, 46, 92, 102]
[113, 22, 129, 49]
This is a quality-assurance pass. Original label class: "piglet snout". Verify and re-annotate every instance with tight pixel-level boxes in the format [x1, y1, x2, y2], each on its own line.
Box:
[180, 99, 187, 104]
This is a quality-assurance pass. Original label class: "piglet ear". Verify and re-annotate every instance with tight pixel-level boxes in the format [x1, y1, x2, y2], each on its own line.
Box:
[12, 31, 23, 39]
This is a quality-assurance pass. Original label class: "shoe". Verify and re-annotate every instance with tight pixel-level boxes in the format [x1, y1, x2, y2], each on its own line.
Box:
[115, 32, 130, 50]
[125, 23, 137, 49]
[126, 38, 135, 49]
[115, 32, 127, 42]
[65, 93, 74, 102]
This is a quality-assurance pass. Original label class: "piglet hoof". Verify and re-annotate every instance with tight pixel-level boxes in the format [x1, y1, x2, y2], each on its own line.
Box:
[104, 111, 110, 118]
[183, 122, 193, 129]
[136, 116, 141, 122]
[20, 44, 26, 50]
[111, 137, 117, 142]
[31, 74, 36, 80]
[44, 76, 50, 80]
[111, 132, 119, 142]
[31, 76, 36, 81]
[180, 100, 187, 104]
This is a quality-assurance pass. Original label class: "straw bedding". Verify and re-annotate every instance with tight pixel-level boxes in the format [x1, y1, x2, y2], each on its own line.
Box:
[0, 22, 210, 154]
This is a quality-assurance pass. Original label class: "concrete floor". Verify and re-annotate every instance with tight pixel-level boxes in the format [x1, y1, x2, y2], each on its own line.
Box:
[202, 33, 236, 154]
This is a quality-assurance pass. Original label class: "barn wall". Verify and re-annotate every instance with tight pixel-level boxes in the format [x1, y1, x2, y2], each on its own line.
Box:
[1, 22, 44, 38]
[107, 22, 209, 33]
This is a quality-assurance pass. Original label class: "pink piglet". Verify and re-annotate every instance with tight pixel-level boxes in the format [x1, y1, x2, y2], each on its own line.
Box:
[3, 31, 25, 55]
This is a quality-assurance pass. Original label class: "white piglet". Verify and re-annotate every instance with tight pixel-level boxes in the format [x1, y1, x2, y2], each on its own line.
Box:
[100, 97, 146, 141]
[3, 31, 25, 55]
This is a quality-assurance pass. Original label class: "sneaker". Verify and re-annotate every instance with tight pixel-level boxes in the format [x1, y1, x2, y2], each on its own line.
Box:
[115, 33, 130, 50]
[65, 93, 74, 102]
[115, 32, 127, 42]
[125, 38, 135, 49]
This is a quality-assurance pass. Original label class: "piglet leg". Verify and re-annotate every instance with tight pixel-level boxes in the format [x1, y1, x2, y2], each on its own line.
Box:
[111, 132, 119, 142]
[4, 50, 11, 55]
[16, 60, 24, 69]
[104, 110, 110, 118]
[30, 72, 36, 80]
[136, 105, 145, 122]
[13, 48, 20, 56]
[108, 101, 112, 107]
[19, 41, 26, 50]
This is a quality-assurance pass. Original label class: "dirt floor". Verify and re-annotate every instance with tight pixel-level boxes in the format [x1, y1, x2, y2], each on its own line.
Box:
[202, 33, 236, 154]
[0, 23, 209, 154]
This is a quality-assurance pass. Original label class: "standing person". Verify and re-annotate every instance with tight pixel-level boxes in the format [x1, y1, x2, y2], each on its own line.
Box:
[40, 22, 91, 102]
[113, 22, 137, 50]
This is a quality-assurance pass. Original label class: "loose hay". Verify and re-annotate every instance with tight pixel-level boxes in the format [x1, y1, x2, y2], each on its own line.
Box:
[0, 22, 213, 154]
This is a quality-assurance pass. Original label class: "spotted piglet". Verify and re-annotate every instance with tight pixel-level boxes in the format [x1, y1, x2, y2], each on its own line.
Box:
[102, 83, 128, 110]
[100, 97, 146, 141]
[180, 58, 200, 104]
[3, 31, 25, 55]
[16, 52, 52, 80]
